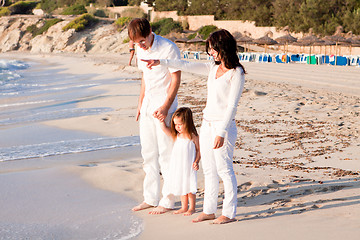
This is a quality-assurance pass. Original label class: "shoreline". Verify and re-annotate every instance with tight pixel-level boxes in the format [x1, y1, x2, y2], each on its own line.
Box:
[1, 52, 359, 239]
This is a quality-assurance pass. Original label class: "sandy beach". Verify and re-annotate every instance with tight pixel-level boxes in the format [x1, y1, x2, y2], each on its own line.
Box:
[0, 52, 359, 239]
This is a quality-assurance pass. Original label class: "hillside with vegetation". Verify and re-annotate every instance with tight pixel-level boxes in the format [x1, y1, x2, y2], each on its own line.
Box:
[1, 0, 359, 36]
[151, 0, 360, 36]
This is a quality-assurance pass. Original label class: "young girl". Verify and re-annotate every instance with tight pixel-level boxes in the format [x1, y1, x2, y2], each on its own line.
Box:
[160, 107, 200, 216]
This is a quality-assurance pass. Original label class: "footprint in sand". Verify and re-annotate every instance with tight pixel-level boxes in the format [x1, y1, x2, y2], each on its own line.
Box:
[254, 91, 268, 96]
[291, 204, 320, 214]
[237, 181, 253, 192]
[262, 198, 292, 206]
[246, 89, 268, 97]
[79, 163, 98, 167]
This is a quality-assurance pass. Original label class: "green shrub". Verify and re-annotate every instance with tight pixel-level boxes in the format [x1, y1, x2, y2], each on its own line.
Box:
[1, 0, 12, 7]
[119, 7, 145, 18]
[0, 7, 11, 16]
[61, 4, 87, 15]
[40, 0, 95, 13]
[93, 9, 107, 17]
[114, 16, 132, 29]
[113, 0, 128, 6]
[128, 0, 142, 6]
[198, 25, 218, 39]
[79, 0, 96, 5]
[62, 13, 98, 32]
[123, 36, 130, 44]
[26, 18, 63, 37]
[87, 7, 108, 17]
[151, 18, 183, 36]
[8, 1, 38, 15]
[26, 24, 38, 35]
[187, 32, 196, 40]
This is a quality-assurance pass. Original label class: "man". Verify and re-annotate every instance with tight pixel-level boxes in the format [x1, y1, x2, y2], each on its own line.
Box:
[128, 18, 181, 214]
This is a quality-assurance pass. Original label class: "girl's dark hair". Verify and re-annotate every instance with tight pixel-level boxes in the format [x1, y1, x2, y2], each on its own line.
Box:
[170, 107, 198, 140]
[128, 18, 151, 40]
[206, 29, 245, 73]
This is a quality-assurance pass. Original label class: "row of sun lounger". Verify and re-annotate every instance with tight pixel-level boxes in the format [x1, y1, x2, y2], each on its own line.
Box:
[182, 51, 360, 66]
[238, 53, 359, 66]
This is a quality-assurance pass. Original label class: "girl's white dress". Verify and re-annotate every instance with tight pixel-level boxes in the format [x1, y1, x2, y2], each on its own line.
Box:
[164, 136, 197, 196]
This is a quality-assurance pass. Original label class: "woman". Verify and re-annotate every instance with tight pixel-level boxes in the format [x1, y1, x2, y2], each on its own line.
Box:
[142, 29, 245, 224]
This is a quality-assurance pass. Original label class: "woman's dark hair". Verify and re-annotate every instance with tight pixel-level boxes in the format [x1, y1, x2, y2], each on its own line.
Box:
[128, 18, 151, 40]
[206, 29, 245, 73]
[170, 107, 198, 140]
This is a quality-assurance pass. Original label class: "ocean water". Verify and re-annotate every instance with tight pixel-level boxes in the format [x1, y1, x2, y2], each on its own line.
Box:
[0, 58, 140, 161]
[0, 58, 143, 239]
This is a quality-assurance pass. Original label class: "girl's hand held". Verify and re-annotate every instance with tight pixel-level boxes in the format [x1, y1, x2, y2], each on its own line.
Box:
[193, 162, 199, 171]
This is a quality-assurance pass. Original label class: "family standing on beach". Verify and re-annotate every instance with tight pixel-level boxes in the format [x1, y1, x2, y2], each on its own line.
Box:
[129, 18, 245, 224]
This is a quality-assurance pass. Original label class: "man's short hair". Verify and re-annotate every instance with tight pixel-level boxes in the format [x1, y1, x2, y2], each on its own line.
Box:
[128, 18, 151, 40]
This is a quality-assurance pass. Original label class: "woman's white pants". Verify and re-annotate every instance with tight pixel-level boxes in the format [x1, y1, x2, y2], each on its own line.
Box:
[139, 114, 174, 209]
[200, 120, 237, 219]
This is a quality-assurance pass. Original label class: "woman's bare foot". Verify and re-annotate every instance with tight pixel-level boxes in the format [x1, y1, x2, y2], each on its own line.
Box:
[192, 212, 215, 223]
[132, 202, 153, 211]
[173, 208, 188, 214]
[212, 215, 236, 224]
[148, 206, 170, 215]
[184, 209, 195, 216]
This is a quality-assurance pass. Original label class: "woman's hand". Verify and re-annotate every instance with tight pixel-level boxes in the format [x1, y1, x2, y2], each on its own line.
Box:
[141, 59, 160, 69]
[213, 136, 224, 149]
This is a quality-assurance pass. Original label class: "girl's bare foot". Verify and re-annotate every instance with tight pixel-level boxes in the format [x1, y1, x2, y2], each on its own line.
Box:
[148, 206, 170, 215]
[212, 215, 236, 224]
[132, 202, 153, 211]
[192, 212, 215, 223]
[173, 208, 188, 214]
[184, 209, 195, 216]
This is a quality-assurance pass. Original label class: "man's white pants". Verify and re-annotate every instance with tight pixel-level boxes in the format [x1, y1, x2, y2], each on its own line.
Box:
[139, 113, 175, 209]
[200, 120, 237, 219]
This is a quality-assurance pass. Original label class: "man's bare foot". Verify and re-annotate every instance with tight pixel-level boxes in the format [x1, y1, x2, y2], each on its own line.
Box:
[212, 215, 236, 224]
[192, 212, 215, 223]
[148, 206, 170, 215]
[132, 202, 153, 211]
[173, 208, 188, 214]
[184, 209, 195, 216]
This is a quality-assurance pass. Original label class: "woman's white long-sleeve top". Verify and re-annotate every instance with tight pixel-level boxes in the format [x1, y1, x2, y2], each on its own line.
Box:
[159, 59, 245, 137]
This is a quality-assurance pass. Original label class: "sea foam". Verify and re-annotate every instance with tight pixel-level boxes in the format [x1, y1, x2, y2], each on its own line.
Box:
[0, 136, 140, 162]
